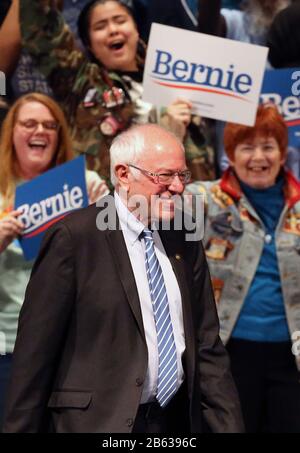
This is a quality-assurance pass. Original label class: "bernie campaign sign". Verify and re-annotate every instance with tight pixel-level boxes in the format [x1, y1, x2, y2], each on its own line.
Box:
[260, 68, 300, 148]
[143, 23, 268, 126]
[15, 156, 88, 261]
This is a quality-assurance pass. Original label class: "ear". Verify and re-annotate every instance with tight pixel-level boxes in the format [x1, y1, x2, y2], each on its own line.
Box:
[280, 151, 286, 167]
[115, 164, 130, 190]
[228, 158, 235, 168]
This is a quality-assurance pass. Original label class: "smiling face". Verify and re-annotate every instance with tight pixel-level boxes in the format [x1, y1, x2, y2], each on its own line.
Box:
[115, 126, 187, 224]
[13, 101, 59, 179]
[129, 149, 187, 223]
[88, 1, 139, 71]
[229, 135, 285, 189]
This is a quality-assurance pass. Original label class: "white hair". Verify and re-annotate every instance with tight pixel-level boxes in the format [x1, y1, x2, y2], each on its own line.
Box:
[109, 124, 184, 186]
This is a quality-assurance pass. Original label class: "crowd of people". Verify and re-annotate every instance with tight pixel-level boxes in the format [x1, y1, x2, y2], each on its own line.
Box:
[1, 0, 300, 433]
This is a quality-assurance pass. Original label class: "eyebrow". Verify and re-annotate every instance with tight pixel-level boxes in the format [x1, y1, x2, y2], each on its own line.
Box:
[91, 14, 127, 27]
[18, 118, 55, 122]
[240, 139, 275, 146]
[156, 168, 188, 173]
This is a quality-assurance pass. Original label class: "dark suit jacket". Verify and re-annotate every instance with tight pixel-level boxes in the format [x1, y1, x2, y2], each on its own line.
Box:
[3, 200, 243, 433]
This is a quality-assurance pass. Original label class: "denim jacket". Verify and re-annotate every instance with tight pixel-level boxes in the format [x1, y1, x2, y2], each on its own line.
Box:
[187, 169, 300, 367]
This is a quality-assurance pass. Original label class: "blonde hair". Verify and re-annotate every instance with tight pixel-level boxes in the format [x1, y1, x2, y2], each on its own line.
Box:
[0, 93, 74, 209]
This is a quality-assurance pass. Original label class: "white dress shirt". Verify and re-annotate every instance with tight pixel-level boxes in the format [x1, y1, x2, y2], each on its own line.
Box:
[115, 192, 186, 403]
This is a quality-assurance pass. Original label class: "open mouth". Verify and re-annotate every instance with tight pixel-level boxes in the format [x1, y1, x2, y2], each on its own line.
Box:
[28, 140, 47, 151]
[249, 166, 269, 173]
[109, 40, 125, 51]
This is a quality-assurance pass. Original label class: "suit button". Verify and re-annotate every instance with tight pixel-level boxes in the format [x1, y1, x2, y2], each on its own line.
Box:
[127, 418, 134, 427]
[136, 378, 143, 387]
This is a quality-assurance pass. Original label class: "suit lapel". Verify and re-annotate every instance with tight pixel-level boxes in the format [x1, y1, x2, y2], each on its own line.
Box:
[106, 224, 146, 343]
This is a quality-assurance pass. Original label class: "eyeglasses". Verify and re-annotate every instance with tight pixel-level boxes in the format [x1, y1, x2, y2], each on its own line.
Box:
[128, 164, 191, 185]
[17, 119, 60, 132]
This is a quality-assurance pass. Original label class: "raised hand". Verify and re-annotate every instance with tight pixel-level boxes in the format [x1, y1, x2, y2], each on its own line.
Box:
[0, 210, 24, 253]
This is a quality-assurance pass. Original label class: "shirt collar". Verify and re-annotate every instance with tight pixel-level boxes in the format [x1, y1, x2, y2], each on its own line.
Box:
[114, 191, 145, 245]
[220, 167, 300, 208]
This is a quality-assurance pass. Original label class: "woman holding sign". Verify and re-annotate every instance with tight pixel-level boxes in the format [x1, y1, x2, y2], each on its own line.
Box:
[187, 104, 300, 432]
[12, 0, 216, 183]
[0, 92, 107, 429]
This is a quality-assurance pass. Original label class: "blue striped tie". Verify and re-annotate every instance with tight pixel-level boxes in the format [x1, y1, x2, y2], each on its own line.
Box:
[142, 228, 178, 407]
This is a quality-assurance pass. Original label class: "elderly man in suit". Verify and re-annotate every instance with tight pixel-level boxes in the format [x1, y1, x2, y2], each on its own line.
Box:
[3, 124, 243, 433]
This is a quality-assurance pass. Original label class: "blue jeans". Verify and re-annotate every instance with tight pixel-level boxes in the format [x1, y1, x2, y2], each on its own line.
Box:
[0, 354, 13, 431]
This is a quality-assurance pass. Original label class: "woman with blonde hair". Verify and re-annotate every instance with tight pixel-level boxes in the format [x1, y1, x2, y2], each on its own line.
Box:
[0, 92, 74, 209]
[0, 92, 107, 428]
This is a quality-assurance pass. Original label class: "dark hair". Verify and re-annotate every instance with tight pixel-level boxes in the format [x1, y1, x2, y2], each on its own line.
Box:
[77, 0, 136, 48]
[267, 2, 300, 68]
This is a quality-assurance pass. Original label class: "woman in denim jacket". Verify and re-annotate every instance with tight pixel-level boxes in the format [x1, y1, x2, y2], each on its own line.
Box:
[187, 104, 300, 432]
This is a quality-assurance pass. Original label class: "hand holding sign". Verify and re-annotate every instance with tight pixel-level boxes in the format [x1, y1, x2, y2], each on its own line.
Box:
[15, 156, 88, 261]
[161, 98, 193, 141]
[143, 23, 268, 126]
[0, 210, 24, 254]
[167, 98, 193, 127]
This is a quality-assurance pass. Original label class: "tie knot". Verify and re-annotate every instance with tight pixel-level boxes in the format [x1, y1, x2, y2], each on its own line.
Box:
[141, 228, 154, 242]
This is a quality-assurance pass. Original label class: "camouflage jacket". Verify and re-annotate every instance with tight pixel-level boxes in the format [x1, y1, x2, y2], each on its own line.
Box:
[187, 169, 300, 368]
[20, 0, 216, 182]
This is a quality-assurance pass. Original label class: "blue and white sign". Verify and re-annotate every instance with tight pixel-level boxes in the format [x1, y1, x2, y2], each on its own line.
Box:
[143, 23, 268, 126]
[15, 156, 88, 261]
[260, 68, 300, 148]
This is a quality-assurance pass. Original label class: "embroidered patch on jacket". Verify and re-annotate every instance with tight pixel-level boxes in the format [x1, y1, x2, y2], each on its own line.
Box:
[239, 207, 260, 225]
[211, 184, 234, 209]
[205, 238, 234, 260]
[283, 212, 300, 236]
[211, 278, 224, 305]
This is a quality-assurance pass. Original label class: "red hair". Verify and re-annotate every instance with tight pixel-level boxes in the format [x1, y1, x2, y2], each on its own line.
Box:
[224, 104, 288, 161]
